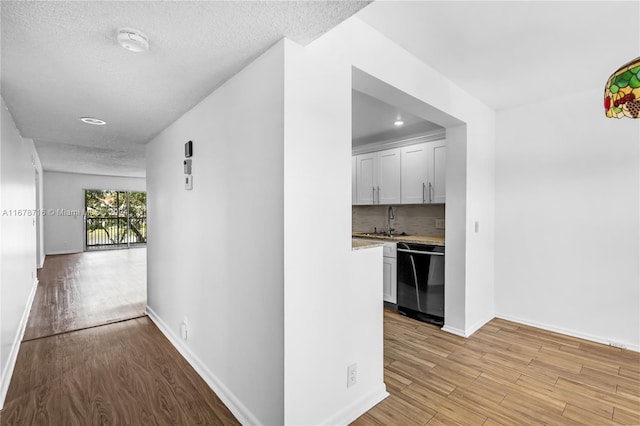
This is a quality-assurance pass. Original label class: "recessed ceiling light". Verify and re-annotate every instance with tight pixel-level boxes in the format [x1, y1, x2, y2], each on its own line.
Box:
[394, 120, 404, 126]
[80, 117, 106, 126]
[117, 28, 149, 52]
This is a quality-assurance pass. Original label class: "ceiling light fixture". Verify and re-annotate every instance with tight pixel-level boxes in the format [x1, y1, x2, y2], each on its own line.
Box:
[117, 27, 150, 53]
[394, 119, 404, 126]
[604, 56, 640, 119]
[80, 117, 106, 126]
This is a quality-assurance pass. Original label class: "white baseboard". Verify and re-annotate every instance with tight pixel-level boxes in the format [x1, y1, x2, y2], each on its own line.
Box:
[442, 313, 493, 338]
[441, 324, 469, 338]
[0, 278, 39, 410]
[466, 313, 495, 337]
[495, 312, 640, 353]
[45, 249, 80, 255]
[145, 306, 260, 425]
[320, 384, 389, 426]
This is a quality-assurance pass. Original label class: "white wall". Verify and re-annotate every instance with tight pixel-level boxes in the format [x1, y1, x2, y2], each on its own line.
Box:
[495, 89, 640, 350]
[43, 171, 145, 254]
[307, 17, 496, 336]
[145, 37, 389, 425]
[0, 97, 40, 409]
[146, 41, 285, 425]
[282, 41, 387, 425]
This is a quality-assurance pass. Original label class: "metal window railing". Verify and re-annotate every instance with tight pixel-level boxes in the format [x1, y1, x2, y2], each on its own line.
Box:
[86, 217, 147, 247]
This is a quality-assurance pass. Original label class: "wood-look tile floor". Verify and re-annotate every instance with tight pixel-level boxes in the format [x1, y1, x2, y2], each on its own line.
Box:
[353, 310, 640, 426]
[24, 248, 147, 341]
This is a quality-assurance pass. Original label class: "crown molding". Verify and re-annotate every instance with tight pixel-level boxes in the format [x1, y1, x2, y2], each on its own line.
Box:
[352, 129, 446, 156]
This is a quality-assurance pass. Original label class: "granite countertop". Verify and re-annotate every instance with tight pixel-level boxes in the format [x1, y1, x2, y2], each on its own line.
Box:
[351, 240, 384, 250]
[352, 232, 445, 246]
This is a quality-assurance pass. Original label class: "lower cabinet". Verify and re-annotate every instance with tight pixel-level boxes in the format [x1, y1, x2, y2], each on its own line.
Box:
[382, 242, 397, 304]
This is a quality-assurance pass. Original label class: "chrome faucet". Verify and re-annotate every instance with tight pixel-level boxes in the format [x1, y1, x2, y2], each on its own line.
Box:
[386, 206, 395, 236]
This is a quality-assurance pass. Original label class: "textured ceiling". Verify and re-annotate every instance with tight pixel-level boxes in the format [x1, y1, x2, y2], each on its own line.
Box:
[0, 1, 370, 177]
[358, 1, 639, 111]
[6, 1, 634, 178]
[352, 90, 443, 147]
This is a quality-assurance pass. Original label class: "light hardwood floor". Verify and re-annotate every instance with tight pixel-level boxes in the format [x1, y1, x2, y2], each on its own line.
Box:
[353, 310, 640, 426]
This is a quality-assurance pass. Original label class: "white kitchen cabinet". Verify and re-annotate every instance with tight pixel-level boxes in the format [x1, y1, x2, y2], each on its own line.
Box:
[400, 143, 429, 204]
[355, 152, 376, 204]
[429, 140, 446, 203]
[354, 149, 400, 205]
[376, 149, 401, 205]
[399, 139, 446, 204]
[352, 156, 357, 204]
[382, 242, 397, 304]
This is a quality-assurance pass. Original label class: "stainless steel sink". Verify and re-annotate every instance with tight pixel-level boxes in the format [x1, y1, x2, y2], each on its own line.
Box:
[354, 232, 411, 239]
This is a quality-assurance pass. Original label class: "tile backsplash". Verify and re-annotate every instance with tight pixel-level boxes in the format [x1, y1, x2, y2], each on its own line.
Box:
[352, 204, 446, 237]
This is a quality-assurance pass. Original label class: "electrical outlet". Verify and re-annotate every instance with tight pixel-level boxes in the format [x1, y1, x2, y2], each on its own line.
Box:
[435, 218, 445, 229]
[180, 318, 188, 340]
[347, 363, 357, 388]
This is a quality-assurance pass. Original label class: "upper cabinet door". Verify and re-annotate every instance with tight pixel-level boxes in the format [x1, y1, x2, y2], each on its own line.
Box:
[356, 152, 377, 205]
[400, 143, 429, 204]
[428, 140, 446, 204]
[376, 148, 401, 205]
[352, 156, 357, 205]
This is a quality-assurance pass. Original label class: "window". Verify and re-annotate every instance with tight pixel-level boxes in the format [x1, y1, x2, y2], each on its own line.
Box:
[85, 190, 147, 249]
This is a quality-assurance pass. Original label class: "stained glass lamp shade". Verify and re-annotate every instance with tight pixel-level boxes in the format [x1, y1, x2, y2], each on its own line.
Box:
[604, 57, 640, 118]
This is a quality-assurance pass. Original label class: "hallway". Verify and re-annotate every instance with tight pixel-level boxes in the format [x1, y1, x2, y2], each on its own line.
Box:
[0, 250, 239, 425]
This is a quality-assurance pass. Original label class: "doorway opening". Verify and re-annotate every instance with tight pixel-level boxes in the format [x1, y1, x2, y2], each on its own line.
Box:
[35, 169, 42, 267]
[84, 189, 147, 251]
[351, 66, 467, 332]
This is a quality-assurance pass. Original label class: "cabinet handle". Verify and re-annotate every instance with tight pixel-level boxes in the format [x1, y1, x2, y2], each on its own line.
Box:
[372, 186, 376, 204]
[422, 183, 426, 203]
[429, 182, 433, 203]
[377, 186, 381, 204]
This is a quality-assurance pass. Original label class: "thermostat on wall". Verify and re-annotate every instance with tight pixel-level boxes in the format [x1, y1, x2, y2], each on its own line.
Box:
[185, 175, 193, 190]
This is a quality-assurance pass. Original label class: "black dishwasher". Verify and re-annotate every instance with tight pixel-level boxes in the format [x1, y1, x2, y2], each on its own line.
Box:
[397, 243, 445, 326]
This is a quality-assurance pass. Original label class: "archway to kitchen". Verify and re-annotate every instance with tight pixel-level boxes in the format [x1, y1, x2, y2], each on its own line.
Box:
[351, 67, 468, 333]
